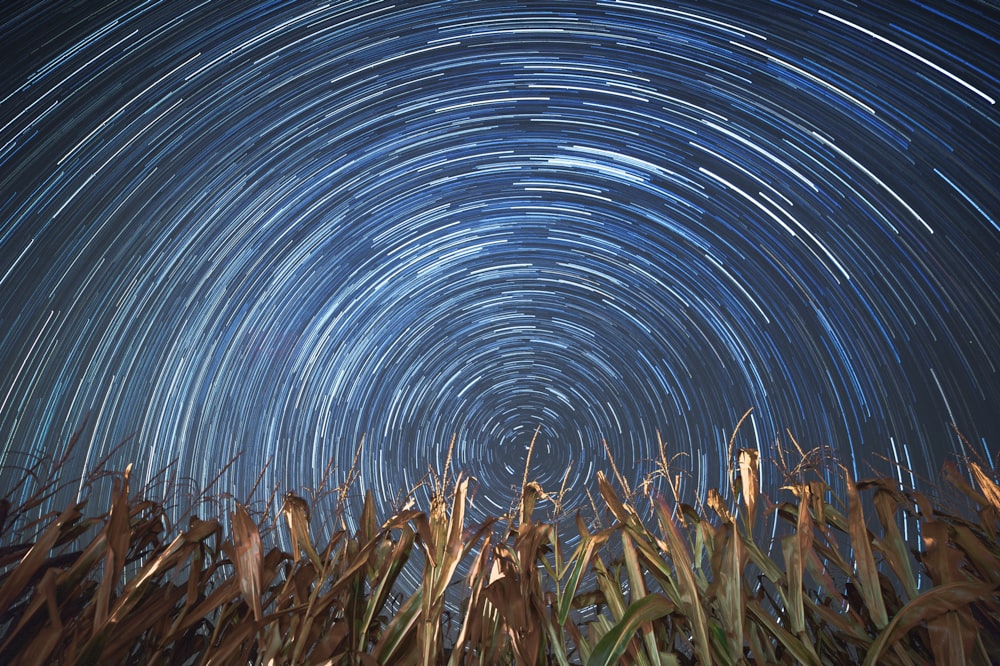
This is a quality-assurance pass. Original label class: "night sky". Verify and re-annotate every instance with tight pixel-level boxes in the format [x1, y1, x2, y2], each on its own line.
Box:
[1, 0, 998, 535]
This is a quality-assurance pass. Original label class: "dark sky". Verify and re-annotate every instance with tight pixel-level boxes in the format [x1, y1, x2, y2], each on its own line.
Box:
[1, 0, 998, 532]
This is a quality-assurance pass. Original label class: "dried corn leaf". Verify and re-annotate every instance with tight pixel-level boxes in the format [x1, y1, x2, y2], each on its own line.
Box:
[872, 489, 919, 601]
[951, 523, 1000, 585]
[230, 502, 263, 622]
[597, 471, 636, 528]
[94, 467, 131, 631]
[863, 581, 997, 666]
[846, 470, 888, 629]
[969, 462, 1000, 512]
[0, 502, 81, 614]
[655, 497, 711, 665]
[921, 520, 962, 585]
[713, 522, 744, 666]
[737, 448, 760, 534]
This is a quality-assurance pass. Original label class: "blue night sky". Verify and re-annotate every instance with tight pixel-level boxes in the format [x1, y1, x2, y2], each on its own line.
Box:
[1, 0, 998, 532]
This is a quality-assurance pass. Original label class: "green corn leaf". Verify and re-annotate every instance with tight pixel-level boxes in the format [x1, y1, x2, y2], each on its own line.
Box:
[586, 594, 674, 666]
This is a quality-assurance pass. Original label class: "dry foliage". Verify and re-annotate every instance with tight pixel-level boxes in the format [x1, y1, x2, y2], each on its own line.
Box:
[2, 425, 999, 664]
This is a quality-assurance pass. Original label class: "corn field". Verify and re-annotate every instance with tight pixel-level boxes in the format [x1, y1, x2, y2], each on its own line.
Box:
[1, 424, 999, 665]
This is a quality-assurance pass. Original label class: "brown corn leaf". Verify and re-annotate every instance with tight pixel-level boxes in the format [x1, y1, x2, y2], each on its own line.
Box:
[431, 476, 470, 601]
[203, 616, 258, 665]
[745, 619, 778, 664]
[450, 536, 494, 663]
[737, 448, 760, 534]
[781, 533, 805, 633]
[846, 469, 888, 629]
[942, 460, 991, 508]
[597, 471, 636, 527]
[622, 531, 647, 604]
[713, 522, 745, 666]
[802, 548, 841, 612]
[863, 581, 998, 666]
[230, 502, 263, 622]
[0, 501, 82, 616]
[117, 518, 220, 610]
[520, 481, 544, 526]
[94, 466, 131, 631]
[592, 556, 627, 622]
[921, 519, 963, 585]
[655, 497, 711, 665]
[782, 484, 811, 636]
[706, 488, 733, 524]
[951, 523, 1000, 585]
[411, 511, 436, 567]
[359, 488, 378, 543]
[969, 462, 1000, 512]
[927, 607, 976, 666]
[281, 491, 320, 569]
[872, 489, 919, 600]
[1, 567, 64, 666]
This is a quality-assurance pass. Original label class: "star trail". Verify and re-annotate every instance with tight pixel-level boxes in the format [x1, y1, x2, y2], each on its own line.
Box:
[1, 0, 998, 544]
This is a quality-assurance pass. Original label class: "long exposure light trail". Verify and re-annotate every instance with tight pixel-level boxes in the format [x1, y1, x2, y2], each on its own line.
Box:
[0, 1, 997, 549]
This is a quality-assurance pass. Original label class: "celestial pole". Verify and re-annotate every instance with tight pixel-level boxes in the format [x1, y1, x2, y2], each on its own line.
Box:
[1, 1, 998, 540]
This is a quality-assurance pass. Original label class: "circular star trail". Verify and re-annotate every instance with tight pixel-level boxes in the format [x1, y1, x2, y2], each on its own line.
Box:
[1, 0, 998, 545]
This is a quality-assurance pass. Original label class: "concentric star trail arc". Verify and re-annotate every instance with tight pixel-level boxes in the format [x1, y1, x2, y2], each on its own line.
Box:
[0, 0, 997, 555]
